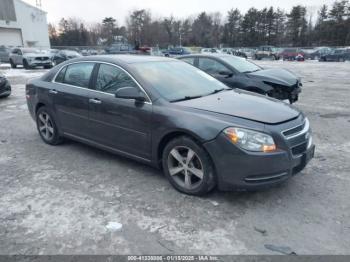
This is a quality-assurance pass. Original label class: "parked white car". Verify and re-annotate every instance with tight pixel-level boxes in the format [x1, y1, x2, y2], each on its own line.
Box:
[9, 48, 53, 69]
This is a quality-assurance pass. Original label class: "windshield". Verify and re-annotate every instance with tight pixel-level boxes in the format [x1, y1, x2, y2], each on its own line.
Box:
[220, 56, 261, 73]
[64, 51, 80, 56]
[132, 61, 229, 102]
[22, 48, 41, 54]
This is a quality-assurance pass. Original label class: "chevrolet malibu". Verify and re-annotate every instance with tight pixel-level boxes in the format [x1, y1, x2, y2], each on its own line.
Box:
[26, 55, 315, 195]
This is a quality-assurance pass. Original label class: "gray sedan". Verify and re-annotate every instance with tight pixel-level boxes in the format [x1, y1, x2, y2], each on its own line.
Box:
[26, 55, 315, 195]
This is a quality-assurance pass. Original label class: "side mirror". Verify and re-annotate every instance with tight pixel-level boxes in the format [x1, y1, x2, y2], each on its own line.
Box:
[219, 70, 233, 78]
[115, 86, 146, 102]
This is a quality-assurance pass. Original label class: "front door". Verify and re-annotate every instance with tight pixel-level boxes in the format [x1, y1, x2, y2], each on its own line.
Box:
[89, 63, 152, 161]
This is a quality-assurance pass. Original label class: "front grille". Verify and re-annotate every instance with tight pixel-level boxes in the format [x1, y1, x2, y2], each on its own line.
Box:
[35, 57, 49, 61]
[281, 118, 311, 156]
[245, 172, 289, 183]
[292, 142, 308, 156]
[283, 122, 305, 137]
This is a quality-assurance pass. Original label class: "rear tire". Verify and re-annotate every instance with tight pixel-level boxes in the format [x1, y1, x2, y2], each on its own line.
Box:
[162, 136, 216, 196]
[0, 93, 10, 98]
[36, 106, 63, 145]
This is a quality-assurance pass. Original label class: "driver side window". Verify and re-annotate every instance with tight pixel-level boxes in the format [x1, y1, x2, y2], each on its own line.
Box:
[95, 63, 138, 94]
[198, 58, 230, 75]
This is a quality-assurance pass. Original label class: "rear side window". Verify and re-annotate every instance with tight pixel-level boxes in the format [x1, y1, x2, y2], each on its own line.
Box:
[95, 63, 138, 94]
[55, 66, 67, 83]
[63, 63, 94, 88]
[180, 57, 195, 65]
[198, 58, 229, 75]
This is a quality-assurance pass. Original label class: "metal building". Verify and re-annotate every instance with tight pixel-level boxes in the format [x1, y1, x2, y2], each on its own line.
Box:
[0, 0, 50, 48]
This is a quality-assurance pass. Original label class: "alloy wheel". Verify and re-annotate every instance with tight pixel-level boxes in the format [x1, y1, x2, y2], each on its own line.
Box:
[38, 112, 55, 141]
[167, 146, 204, 190]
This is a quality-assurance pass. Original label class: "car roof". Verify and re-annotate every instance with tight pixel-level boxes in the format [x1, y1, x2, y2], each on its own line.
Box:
[72, 54, 176, 65]
[179, 53, 238, 59]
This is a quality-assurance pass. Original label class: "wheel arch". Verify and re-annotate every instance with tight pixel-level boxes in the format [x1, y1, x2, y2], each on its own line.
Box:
[35, 102, 46, 115]
[156, 130, 205, 169]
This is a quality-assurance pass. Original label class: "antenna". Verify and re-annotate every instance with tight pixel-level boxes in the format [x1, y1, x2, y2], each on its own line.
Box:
[36, 0, 42, 8]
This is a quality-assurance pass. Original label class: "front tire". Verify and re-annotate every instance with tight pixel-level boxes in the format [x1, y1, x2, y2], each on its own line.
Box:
[162, 136, 216, 196]
[36, 106, 63, 145]
[23, 60, 30, 70]
[10, 59, 17, 68]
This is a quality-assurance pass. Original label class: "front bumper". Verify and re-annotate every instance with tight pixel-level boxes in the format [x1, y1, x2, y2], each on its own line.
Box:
[290, 87, 301, 102]
[28, 60, 52, 67]
[204, 133, 315, 191]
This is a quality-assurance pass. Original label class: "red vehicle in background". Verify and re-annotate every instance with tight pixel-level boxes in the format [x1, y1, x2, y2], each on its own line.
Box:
[280, 48, 305, 61]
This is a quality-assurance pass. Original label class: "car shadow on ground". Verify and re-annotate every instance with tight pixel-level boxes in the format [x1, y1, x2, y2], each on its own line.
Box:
[61, 138, 294, 203]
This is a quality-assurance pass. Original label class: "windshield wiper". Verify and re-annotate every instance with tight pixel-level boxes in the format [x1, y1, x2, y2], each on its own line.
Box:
[170, 95, 203, 102]
[207, 88, 230, 95]
[244, 69, 260, 73]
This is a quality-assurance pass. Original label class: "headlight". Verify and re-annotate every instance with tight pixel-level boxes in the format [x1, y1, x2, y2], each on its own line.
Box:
[223, 127, 276, 152]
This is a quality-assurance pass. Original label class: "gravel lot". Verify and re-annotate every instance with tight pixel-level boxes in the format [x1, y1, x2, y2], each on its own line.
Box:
[0, 60, 350, 255]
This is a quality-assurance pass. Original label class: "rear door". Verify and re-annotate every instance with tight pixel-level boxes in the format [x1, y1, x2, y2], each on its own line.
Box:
[52, 62, 96, 139]
[88, 63, 152, 160]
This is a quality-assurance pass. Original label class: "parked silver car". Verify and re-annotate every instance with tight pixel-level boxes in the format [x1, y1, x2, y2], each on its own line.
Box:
[9, 48, 53, 69]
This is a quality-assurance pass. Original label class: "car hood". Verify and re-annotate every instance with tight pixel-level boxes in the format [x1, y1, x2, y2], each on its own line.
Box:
[24, 52, 50, 58]
[175, 90, 300, 124]
[247, 68, 299, 86]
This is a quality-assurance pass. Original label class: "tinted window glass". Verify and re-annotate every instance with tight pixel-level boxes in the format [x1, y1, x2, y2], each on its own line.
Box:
[131, 61, 229, 102]
[63, 63, 94, 88]
[95, 64, 138, 94]
[198, 58, 229, 74]
[55, 66, 67, 83]
[180, 57, 195, 65]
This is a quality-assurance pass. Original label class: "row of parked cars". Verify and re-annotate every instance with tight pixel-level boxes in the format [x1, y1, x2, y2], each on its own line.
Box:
[199, 45, 350, 62]
[253, 46, 350, 62]
[0, 46, 99, 69]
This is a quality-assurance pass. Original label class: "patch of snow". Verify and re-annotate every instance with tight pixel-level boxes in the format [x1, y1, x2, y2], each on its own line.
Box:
[0, 63, 11, 69]
[0, 68, 47, 78]
[209, 200, 219, 206]
[106, 222, 123, 232]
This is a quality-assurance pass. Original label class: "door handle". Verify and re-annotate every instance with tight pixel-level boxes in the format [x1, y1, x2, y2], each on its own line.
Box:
[49, 89, 58, 95]
[89, 98, 102, 104]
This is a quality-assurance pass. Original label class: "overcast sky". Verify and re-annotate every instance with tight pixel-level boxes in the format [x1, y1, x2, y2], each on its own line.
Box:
[23, 0, 336, 25]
